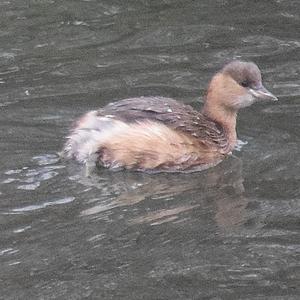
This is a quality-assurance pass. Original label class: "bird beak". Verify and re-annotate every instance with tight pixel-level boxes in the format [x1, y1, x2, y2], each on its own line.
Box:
[249, 85, 278, 101]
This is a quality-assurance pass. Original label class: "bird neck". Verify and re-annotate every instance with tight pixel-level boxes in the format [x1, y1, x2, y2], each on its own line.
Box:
[201, 77, 238, 152]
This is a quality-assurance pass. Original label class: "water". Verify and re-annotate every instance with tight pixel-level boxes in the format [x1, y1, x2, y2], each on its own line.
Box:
[1, 0, 300, 299]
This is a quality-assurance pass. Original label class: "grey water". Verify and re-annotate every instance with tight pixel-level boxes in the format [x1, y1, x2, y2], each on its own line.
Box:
[0, 0, 300, 299]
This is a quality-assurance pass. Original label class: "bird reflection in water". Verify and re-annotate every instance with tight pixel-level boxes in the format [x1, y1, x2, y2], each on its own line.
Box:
[73, 155, 248, 231]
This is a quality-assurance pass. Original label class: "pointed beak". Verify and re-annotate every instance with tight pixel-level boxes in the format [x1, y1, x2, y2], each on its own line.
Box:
[249, 85, 278, 101]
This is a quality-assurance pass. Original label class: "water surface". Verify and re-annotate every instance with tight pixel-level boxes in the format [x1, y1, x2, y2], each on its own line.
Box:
[0, 0, 300, 299]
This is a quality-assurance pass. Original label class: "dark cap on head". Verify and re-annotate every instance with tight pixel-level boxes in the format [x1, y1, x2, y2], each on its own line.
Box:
[222, 61, 262, 89]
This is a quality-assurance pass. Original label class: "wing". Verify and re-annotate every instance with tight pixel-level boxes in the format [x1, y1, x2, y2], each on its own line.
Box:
[97, 96, 228, 149]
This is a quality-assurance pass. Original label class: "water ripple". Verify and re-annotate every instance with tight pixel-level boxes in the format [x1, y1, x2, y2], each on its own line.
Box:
[10, 196, 75, 213]
[129, 205, 199, 226]
[2, 154, 64, 191]
[214, 35, 300, 59]
[128, 24, 235, 48]
[263, 104, 300, 115]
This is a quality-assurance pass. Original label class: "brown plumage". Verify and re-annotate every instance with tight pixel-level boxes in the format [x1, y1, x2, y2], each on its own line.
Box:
[63, 60, 277, 172]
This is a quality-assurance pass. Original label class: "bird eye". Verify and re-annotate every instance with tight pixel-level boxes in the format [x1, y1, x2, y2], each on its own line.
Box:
[241, 80, 249, 87]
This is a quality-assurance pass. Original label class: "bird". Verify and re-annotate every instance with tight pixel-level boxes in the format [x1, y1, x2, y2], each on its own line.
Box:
[63, 60, 277, 173]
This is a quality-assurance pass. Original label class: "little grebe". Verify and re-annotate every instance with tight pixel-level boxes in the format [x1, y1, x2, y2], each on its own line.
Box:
[63, 60, 277, 172]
